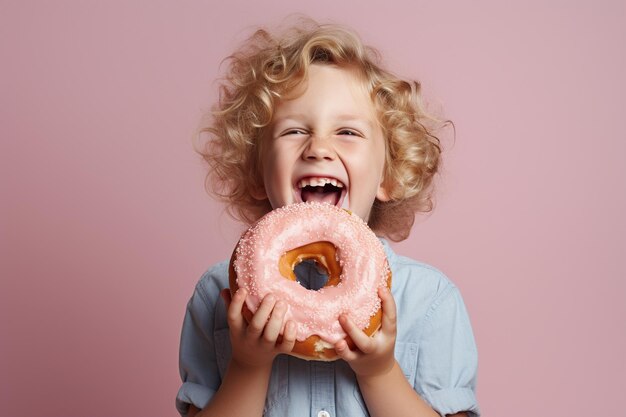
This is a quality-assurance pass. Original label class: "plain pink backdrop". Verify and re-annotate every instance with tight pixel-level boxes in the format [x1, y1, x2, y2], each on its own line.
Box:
[2, 1, 625, 416]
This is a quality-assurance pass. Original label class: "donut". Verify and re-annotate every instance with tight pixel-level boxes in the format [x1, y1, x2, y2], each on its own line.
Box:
[228, 202, 391, 361]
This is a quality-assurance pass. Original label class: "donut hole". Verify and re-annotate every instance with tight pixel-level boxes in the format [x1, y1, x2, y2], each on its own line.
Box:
[279, 241, 342, 291]
[294, 260, 330, 291]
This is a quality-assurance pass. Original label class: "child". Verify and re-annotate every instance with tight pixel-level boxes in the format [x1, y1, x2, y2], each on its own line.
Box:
[177, 19, 479, 417]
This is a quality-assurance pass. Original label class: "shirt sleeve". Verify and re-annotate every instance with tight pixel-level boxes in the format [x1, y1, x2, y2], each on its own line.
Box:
[176, 265, 227, 417]
[416, 285, 480, 417]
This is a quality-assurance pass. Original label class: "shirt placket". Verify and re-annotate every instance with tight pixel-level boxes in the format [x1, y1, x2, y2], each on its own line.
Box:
[311, 361, 335, 417]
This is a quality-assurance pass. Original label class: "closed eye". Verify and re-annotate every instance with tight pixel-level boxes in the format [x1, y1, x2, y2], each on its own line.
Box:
[282, 128, 308, 136]
[337, 129, 362, 137]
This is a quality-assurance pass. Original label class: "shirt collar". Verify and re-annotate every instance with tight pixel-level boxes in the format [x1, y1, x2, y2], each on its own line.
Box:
[378, 237, 397, 264]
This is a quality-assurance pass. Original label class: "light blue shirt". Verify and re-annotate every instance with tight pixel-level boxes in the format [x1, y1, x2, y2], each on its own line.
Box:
[177, 240, 480, 416]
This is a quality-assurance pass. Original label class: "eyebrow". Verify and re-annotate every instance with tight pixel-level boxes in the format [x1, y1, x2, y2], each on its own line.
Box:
[334, 114, 373, 125]
[273, 113, 374, 129]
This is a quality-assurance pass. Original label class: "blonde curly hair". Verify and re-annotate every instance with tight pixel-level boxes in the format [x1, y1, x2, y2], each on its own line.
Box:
[197, 19, 446, 241]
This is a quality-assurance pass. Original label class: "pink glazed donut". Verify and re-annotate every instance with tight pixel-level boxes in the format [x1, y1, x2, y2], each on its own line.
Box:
[228, 202, 391, 361]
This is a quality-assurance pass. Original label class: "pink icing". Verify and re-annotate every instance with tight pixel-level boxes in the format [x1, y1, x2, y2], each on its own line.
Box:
[232, 202, 390, 345]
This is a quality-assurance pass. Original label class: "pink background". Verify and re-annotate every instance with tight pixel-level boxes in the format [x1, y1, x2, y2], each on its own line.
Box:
[2, 1, 625, 416]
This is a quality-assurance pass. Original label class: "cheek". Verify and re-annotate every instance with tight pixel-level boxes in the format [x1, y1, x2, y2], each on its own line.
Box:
[367, 147, 387, 178]
[263, 166, 283, 193]
[262, 150, 292, 193]
[347, 157, 382, 195]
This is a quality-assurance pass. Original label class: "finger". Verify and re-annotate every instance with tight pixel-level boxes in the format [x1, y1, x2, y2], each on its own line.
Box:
[277, 320, 297, 353]
[379, 286, 397, 336]
[226, 288, 247, 334]
[338, 314, 374, 354]
[334, 338, 360, 362]
[247, 294, 276, 336]
[220, 288, 232, 307]
[262, 300, 287, 343]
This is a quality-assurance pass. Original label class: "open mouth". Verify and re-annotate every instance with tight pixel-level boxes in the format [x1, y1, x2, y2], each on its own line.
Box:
[297, 177, 347, 207]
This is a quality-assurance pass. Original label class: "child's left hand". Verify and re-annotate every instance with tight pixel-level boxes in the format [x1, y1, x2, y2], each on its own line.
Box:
[334, 286, 397, 378]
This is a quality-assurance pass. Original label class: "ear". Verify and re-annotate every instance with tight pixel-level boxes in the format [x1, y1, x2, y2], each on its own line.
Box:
[250, 185, 268, 201]
[376, 182, 391, 202]
[376, 159, 391, 202]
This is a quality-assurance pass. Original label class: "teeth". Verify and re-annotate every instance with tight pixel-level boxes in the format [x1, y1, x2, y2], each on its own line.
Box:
[297, 177, 344, 189]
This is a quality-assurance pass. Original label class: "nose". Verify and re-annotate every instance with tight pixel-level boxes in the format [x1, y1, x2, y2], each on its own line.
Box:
[302, 135, 336, 161]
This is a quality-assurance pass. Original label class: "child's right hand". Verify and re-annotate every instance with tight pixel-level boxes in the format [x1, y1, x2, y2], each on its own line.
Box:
[220, 288, 297, 369]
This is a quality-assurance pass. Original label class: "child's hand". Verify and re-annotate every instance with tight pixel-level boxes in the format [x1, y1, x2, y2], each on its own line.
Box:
[334, 286, 397, 378]
[221, 288, 297, 370]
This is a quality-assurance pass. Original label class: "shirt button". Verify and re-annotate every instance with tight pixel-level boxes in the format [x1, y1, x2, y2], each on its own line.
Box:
[318, 411, 331, 417]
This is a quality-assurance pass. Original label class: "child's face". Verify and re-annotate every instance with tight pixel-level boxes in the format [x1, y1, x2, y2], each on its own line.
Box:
[257, 64, 389, 222]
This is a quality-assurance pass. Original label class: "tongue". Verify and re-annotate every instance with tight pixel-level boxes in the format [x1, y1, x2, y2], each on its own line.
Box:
[301, 186, 340, 205]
